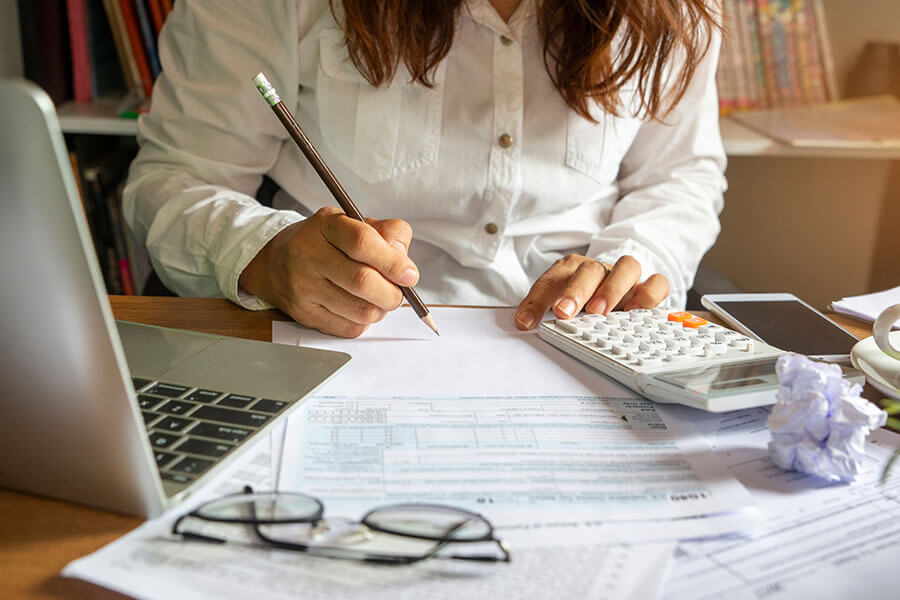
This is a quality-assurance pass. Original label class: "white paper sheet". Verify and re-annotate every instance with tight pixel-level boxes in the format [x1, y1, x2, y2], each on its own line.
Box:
[271, 307, 632, 397]
[831, 285, 900, 325]
[661, 405, 900, 600]
[63, 438, 676, 600]
[274, 308, 760, 546]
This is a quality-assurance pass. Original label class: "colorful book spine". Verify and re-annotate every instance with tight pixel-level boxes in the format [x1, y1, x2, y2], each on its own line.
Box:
[810, 0, 838, 101]
[147, 0, 165, 35]
[735, 0, 761, 108]
[102, 0, 143, 98]
[133, 0, 162, 78]
[66, 0, 93, 103]
[118, 0, 154, 97]
[755, 0, 780, 108]
[801, 0, 828, 103]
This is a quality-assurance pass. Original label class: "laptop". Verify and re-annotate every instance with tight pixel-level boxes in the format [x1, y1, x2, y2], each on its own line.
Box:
[0, 80, 350, 517]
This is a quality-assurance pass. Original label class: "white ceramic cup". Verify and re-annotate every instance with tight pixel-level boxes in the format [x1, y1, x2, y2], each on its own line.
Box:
[873, 303, 900, 361]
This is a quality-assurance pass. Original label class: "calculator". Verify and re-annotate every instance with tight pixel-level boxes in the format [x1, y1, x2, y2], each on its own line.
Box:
[538, 308, 789, 412]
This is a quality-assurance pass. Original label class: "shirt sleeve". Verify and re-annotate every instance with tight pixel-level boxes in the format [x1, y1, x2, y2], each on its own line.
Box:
[586, 28, 727, 310]
[122, 0, 302, 309]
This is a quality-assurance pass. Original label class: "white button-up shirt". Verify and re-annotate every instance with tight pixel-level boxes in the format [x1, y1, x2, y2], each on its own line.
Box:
[124, 0, 726, 310]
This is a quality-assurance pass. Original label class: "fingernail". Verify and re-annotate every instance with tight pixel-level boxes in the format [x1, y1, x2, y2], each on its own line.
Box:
[399, 267, 418, 286]
[516, 311, 536, 329]
[589, 299, 607, 315]
[391, 240, 408, 253]
[556, 298, 576, 318]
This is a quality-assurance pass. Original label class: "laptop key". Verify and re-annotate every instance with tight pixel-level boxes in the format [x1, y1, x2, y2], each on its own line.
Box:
[189, 422, 252, 442]
[185, 389, 222, 403]
[138, 394, 164, 410]
[149, 432, 180, 448]
[162, 472, 194, 484]
[171, 457, 214, 475]
[158, 400, 198, 415]
[132, 377, 152, 391]
[142, 411, 161, 426]
[155, 416, 194, 432]
[192, 406, 271, 428]
[176, 438, 233, 458]
[154, 451, 178, 468]
[251, 399, 289, 414]
[217, 393, 254, 408]
[146, 383, 190, 398]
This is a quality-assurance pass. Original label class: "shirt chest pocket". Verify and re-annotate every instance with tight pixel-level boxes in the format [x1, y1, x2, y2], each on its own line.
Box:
[565, 91, 643, 184]
[316, 29, 445, 183]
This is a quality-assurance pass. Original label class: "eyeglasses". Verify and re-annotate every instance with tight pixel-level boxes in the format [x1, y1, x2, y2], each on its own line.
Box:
[172, 486, 511, 565]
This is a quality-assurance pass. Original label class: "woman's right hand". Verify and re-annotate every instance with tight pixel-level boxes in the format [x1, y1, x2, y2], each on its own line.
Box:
[239, 207, 420, 338]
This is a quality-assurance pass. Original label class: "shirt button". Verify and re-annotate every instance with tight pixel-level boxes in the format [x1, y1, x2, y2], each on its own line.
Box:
[498, 133, 513, 148]
[500, 35, 514, 46]
[484, 222, 499, 234]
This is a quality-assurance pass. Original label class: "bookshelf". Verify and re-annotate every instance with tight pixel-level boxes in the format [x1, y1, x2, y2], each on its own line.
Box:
[58, 98, 138, 136]
[52, 100, 900, 160]
[6, 0, 899, 309]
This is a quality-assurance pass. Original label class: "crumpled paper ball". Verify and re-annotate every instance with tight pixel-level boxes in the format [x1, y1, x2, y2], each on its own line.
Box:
[766, 353, 887, 482]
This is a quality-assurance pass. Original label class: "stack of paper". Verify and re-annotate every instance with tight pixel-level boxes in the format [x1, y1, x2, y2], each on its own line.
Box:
[62, 308, 900, 599]
[831, 286, 900, 325]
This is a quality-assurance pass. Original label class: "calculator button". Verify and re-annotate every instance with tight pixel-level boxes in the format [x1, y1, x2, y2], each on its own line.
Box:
[558, 320, 582, 334]
[594, 324, 610, 335]
[681, 317, 708, 328]
[638, 357, 662, 367]
[668, 312, 693, 322]
[581, 331, 597, 343]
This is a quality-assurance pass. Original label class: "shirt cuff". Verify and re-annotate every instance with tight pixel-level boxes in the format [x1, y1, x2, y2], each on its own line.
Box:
[222, 210, 304, 311]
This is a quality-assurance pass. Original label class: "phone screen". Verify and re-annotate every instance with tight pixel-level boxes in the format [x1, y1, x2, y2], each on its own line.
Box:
[715, 300, 858, 357]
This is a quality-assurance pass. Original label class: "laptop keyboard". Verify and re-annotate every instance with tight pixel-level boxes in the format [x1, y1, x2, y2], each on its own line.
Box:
[132, 377, 291, 487]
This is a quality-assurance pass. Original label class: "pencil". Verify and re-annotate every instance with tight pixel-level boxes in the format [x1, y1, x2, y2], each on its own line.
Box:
[252, 72, 439, 336]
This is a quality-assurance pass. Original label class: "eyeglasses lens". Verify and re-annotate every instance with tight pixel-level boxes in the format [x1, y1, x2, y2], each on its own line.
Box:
[196, 492, 322, 523]
[363, 505, 492, 541]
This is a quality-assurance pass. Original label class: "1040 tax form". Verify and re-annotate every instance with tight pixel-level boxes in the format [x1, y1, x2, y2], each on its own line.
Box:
[274, 308, 761, 546]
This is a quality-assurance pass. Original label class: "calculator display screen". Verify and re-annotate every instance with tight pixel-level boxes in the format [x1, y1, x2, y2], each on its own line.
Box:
[654, 358, 780, 396]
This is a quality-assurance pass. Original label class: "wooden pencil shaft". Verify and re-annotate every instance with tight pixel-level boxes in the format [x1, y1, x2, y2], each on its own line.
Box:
[268, 102, 429, 320]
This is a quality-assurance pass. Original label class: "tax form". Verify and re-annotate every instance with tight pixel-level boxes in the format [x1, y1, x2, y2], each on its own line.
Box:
[63, 436, 676, 600]
[661, 405, 900, 600]
[274, 308, 760, 545]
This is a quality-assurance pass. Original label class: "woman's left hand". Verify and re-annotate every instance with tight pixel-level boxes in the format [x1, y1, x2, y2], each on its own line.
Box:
[514, 254, 670, 330]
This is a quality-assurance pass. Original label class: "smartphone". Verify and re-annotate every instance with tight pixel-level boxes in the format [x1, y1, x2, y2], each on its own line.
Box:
[700, 293, 858, 362]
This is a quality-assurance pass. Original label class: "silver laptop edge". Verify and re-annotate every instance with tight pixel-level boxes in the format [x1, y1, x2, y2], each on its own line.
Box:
[0, 79, 349, 517]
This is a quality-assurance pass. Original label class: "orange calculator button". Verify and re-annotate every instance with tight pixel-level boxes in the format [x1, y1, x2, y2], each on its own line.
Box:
[667, 312, 693, 322]
[681, 316, 709, 328]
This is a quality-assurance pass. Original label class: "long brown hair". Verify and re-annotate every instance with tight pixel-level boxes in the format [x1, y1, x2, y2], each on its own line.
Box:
[332, 1, 721, 122]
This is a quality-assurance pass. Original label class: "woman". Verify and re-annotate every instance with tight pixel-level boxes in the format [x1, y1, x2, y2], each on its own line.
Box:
[124, 0, 726, 337]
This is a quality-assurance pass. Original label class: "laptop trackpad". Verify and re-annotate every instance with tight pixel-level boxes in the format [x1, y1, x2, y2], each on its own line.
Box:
[117, 320, 350, 401]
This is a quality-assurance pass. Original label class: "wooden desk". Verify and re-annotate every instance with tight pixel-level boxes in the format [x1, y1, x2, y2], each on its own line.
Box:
[0, 297, 878, 599]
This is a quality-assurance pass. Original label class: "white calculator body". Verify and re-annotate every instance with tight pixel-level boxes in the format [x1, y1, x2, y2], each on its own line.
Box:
[538, 308, 787, 412]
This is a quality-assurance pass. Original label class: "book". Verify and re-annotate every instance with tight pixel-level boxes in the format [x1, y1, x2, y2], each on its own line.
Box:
[117, 0, 154, 97]
[85, 0, 128, 98]
[730, 95, 900, 148]
[147, 0, 165, 35]
[102, 0, 144, 98]
[18, 0, 73, 104]
[67, 0, 92, 103]
[133, 0, 162, 78]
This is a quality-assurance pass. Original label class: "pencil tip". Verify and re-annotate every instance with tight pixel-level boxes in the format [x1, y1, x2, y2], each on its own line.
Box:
[422, 314, 439, 336]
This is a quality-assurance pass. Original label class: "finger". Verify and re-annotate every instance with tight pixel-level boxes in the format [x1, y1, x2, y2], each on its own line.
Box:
[514, 255, 581, 330]
[552, 260, 611, 320]
[303, 276, 390, 327]
[368, 218, 413, 254]
[314, 245, 403, 312]
[585, 255, 641, 315]
[622, 274, 670, 310]
[292, 300, 371, 339]
[320, 213, 419, 287]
